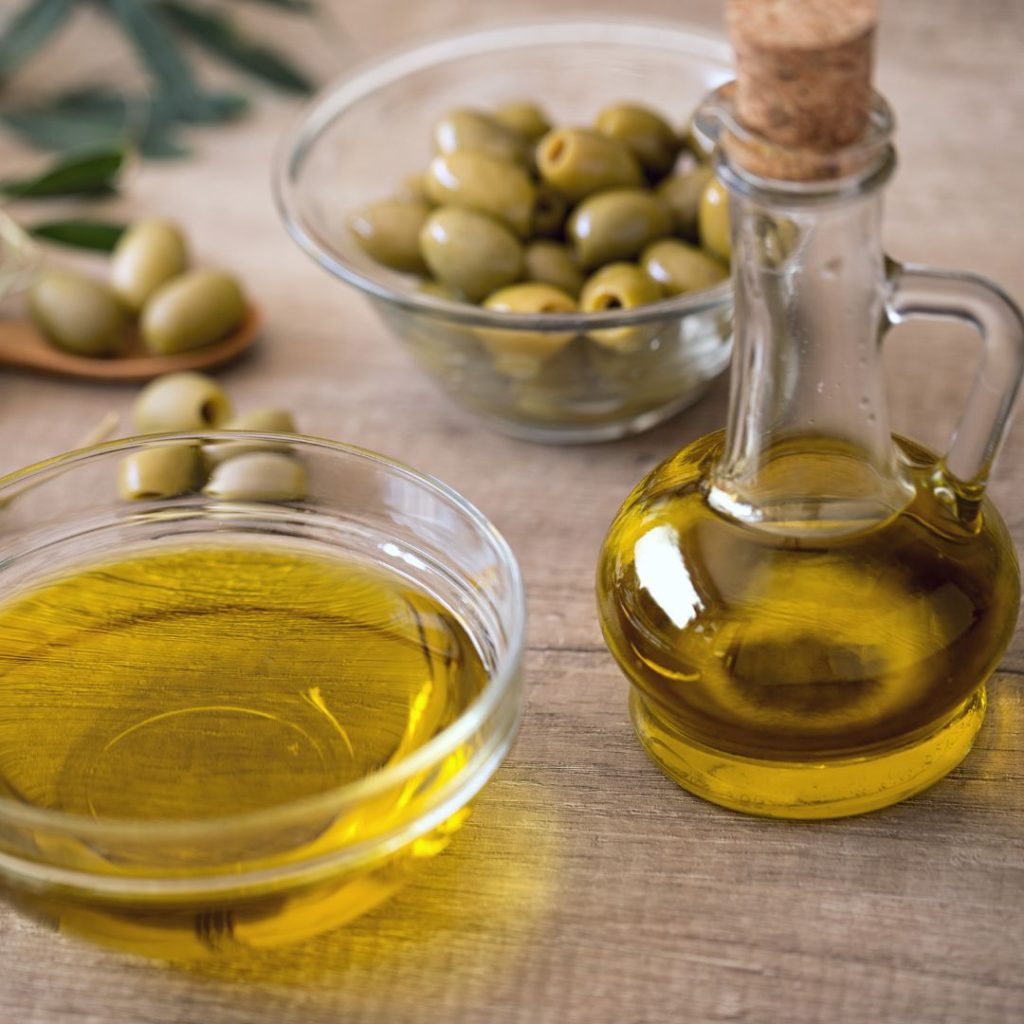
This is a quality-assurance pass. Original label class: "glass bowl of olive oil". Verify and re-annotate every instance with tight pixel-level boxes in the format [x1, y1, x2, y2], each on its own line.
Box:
[0, 433, 524, 959]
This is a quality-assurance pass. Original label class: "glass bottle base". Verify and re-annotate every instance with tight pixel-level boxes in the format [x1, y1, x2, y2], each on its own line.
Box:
[630, 687, 986, 820]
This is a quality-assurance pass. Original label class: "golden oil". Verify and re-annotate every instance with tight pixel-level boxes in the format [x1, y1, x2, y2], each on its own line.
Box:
[0, 543, 488, 956]
[597, 432, 1021, 818]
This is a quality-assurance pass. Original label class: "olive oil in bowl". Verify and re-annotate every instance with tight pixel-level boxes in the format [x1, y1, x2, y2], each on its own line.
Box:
[0, 543, 495, 957]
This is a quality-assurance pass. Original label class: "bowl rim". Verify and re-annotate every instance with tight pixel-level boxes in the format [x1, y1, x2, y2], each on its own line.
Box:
[0, 431, 526, 845]
[273, 18, 733, 331]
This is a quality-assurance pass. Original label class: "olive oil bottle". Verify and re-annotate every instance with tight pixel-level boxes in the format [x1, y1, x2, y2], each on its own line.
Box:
[0, 544, 488, 954]
[599, 434, 1020, 817]
[597, 1, 1024, 818]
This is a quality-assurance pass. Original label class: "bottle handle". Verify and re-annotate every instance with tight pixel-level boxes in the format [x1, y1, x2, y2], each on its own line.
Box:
[885, 261, 1024, 492]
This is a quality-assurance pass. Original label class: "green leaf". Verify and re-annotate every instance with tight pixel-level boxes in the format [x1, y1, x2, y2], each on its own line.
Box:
[1, 87, 133, 151]
[51, 86, 132, 118]
[104, 0, 249, 124]
[158, 1, 313, 95]
[28, 218, 128, 253]
[1, 107, 128, 152]
[177, 88, 249, 124]
[228, 0, 315, 12]
[0, 0, 74, 78]
[104, 0, 199, 99]
[138, 111, 190, 158]
[55, 87, 190, 157]
[0, 144, 128, 199]
[1, 90, 188, 160]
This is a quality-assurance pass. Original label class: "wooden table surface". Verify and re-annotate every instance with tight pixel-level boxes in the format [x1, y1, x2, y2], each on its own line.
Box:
[2, 2, 1023, 1022]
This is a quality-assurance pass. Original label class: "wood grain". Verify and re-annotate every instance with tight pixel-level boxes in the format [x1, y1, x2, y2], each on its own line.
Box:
[2, 2, 1023, 1022]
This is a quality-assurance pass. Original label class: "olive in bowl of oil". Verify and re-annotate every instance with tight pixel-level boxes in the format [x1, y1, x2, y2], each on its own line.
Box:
[0, 434, 523, 958]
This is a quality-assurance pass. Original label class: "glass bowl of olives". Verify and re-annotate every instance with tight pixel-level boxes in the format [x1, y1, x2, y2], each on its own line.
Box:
[276, 21, 733, 443]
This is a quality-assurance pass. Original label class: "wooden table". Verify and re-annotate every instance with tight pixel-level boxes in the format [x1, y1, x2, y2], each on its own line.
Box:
[3, 2, 1023, 1021]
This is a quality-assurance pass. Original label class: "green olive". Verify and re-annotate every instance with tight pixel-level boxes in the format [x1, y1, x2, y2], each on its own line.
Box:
[482, 282, 577, 316]
[403, 315, 478, 375]
[349, 199, 430, 274]
[204, 452, 308, 502]
[683, 114, 715, 163]
[432, 109, 527, 165]
[641, 239, 728, 295]
[535, 128, 643, 203]
[658, 166, 713, 240]
[109, 218, 188, 312]
[418, 279, 466, 301]
[395, 173, 432, 205]
[698, 178, 731, 262]
[419, 207, 524, 303]
[477, 282, 577, 379]
[133, 371, 232, 433]
[580, 262, 664, 352]
[587, 339, 704, 406]
[141, 270, 246, 356]
[202, 408, 298, 466]
[28, 270, 126, 357]
[224, 408, 296, 433]
[580, 262, 663, 312]
[118, 444, 201, 500]
[595, 103, 679, 180]
[567, 188, 674, 270]
[524, 241, 584, 297]
[425, 153, 536, 237]
[508, 336, 593, 420]
[492, 101, 551, 142]
[531, 185, 569, 238]
[759, 216, 800, 267]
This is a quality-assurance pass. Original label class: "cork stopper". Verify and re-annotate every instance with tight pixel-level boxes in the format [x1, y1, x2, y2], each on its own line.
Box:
[725, 0, 879, 180]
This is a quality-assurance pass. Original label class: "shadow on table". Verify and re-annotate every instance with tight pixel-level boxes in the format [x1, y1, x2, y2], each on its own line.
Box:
[179, 772, 562, 1002]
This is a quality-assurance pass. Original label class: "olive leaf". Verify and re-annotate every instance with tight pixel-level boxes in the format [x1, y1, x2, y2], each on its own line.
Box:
[2, 87, 133, 153]
[60, 87, 190, 158]
[137, 105, 190, 158]
[2, 106, 126, 152]
[0, 0, 74, 78]
[28, 218, 128, 252]
[2, 89, 188, 159]
[105, 0, 249, 124]
[51, 87, 134, 121]
[2, 0, 315, 161]
[157, 1, 313, 95]
[229, 0, 315, 11]
[0, 144, 129, 199]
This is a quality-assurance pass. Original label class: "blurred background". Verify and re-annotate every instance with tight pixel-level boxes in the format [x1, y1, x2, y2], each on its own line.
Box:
[1, 0, 1021, 467]
[3, 0, 1018, 286]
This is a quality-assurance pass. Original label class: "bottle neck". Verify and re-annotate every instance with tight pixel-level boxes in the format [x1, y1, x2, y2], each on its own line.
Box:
[709, 170, 913, 533]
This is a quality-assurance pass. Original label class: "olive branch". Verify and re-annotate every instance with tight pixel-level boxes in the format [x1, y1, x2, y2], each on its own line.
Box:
[0, 0, 317, 159]
[0, 1, 319, 250]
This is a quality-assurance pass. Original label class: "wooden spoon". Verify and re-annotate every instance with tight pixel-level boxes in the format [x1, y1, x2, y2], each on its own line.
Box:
[0, 305, 262, 382]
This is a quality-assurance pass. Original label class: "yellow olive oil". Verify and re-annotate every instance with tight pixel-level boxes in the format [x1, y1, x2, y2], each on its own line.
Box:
[0, 544, 488, 956]
[597, 432, 1021, 818]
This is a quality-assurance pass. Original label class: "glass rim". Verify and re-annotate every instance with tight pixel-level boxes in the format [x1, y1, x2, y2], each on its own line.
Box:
[272, 18, 734, 332]
[0, 431, 526, 844]
[699, 84, 898, 204]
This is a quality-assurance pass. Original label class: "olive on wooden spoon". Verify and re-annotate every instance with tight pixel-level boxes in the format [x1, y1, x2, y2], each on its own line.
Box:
[1, 218, 260, 382]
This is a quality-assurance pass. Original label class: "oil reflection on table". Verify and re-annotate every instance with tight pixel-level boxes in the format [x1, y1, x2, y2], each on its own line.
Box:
[179, 772, 562, 1011]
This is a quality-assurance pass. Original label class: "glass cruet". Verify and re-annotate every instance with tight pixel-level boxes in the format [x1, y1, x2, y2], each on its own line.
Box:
[596, 12, 1024, 820]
